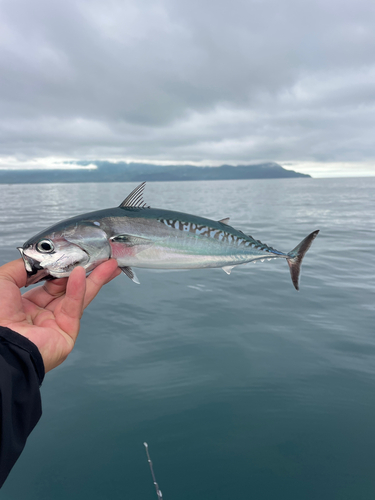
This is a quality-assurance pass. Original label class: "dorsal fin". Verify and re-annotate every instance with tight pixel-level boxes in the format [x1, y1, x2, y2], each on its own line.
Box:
[119, 182, 150, 209]
[219, 217, 230, 225]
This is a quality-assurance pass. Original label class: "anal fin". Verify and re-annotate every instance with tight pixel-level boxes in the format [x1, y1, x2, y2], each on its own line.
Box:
[121, 266, 140, 284]
[222, 265, 235, 275]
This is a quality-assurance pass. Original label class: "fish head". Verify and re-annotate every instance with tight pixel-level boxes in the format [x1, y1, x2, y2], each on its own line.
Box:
[18, 222, 112, 286]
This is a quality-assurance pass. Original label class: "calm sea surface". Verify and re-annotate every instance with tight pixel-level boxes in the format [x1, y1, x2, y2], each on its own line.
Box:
[1, 177, 374, 500]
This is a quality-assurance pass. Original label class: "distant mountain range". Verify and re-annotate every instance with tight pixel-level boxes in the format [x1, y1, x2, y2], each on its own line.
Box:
[0, 161, 310, 184]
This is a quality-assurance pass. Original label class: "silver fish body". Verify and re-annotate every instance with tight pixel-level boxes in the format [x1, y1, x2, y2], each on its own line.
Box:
[18, 182, 319, 289]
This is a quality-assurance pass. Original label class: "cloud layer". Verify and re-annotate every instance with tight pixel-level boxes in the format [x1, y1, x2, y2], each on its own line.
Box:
[1, 0, 375, 176]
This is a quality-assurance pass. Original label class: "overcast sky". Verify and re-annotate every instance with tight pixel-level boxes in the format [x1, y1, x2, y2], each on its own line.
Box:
[1, 0, 374, 177]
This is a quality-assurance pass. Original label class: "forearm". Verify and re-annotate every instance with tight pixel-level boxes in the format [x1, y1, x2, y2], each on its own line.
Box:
[0, 327, 45, 488]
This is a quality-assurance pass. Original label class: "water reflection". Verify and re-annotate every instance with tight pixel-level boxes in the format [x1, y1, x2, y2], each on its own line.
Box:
[0, 177, 374, 500]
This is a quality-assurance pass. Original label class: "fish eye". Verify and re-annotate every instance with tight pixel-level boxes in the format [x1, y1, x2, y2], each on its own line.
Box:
[36, 239, 54, 253]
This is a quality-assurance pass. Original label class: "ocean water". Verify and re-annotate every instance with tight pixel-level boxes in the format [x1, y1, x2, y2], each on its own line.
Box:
[0, 177, 374, 500]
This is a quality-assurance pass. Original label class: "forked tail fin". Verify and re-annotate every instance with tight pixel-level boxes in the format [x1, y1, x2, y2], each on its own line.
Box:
[287, 230, 319, 291]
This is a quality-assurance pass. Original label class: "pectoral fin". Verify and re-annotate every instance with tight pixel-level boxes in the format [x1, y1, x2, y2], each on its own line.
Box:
[111, 234, 152, 246]
[121, 266, 140, 284]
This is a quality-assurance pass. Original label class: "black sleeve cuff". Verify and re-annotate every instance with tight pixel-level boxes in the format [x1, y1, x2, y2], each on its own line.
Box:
[0, 326, 45, 487]
[0, 327, 45, 385]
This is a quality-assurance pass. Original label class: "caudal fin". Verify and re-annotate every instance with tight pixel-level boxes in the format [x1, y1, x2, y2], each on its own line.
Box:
[287, 230, 319, 291]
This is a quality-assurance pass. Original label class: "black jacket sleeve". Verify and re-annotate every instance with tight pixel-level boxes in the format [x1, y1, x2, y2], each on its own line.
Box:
[0, 326, 45, 488]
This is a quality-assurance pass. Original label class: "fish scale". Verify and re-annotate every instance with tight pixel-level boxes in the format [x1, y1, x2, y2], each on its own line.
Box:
[18, 182, 319, 290]
[158, 217, 283, 255]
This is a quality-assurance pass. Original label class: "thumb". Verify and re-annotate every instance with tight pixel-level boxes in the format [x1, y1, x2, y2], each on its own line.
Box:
[0, 259, 27, 288]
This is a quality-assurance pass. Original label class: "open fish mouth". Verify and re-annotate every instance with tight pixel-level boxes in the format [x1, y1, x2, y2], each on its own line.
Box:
[18, 247, 51, 286]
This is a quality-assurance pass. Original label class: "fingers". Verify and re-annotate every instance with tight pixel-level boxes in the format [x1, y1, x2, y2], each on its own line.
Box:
[23, 260, 120, 310]
[23, 277, 69, 308]
[53, 260, 120, 340]
[0, 258, 27, 289]
[55, 266, 86, 342]
[83, 259, 121, 309]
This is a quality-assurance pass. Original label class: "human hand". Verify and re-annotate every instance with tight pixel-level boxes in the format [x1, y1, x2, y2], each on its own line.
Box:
[0, 259, 121, 372]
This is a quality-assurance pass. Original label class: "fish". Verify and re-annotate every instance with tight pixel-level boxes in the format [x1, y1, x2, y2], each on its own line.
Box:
[18, 182, 319, 289]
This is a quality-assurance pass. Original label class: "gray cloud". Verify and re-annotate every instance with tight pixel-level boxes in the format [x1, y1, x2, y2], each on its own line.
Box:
[0, 0, 375, 175]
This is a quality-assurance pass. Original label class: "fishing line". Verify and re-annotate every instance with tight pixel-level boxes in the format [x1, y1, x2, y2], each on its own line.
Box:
[144, 442, 163, 499]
